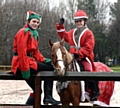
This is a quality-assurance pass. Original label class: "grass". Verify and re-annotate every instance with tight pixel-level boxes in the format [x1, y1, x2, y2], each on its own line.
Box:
[109, 65, 120, 72]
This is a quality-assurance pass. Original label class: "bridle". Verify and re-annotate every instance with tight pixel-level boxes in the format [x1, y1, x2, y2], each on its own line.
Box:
[51, 45, 77, 73]
[51, 59, 64, 70]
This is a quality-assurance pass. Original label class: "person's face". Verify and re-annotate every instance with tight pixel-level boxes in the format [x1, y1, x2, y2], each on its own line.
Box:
[28, 18, 40, 29]
[75, 19, 85, 28]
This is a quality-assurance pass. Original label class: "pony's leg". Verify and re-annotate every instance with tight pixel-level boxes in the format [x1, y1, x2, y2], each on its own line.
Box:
[59, 92, 70, 106]
[72, 97, 80, 106]
[69, 81, 81, 106]
[62, 102, 70, 106]
[61, 99, 70, 106]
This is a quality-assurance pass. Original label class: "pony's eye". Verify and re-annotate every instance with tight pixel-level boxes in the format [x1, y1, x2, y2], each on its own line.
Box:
[63, 53, 66, 56]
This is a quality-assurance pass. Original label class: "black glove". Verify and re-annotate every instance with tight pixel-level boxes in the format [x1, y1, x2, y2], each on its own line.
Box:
[59, 18, 64, 25]
[73, 53, 79, 59]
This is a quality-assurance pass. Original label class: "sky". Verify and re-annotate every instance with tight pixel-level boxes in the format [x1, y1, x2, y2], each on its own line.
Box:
[49, 0, 118, 25]
[49, 0, 118, 8]
[109, 0, 117, 3]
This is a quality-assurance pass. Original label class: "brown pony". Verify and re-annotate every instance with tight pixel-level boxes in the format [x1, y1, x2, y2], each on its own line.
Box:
[49, 39, 115, 107]
[49, 38, 86, 106]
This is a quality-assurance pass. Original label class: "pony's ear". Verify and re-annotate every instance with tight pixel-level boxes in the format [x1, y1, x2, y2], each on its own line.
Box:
[49, 39, 53, 48]
[60, 38, 65, 46]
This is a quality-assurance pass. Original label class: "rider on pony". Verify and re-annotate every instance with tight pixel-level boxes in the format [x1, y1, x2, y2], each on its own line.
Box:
[55, 9, 100, 101]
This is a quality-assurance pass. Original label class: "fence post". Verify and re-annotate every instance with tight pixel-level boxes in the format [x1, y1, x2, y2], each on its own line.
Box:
[34, 76, 41, 108]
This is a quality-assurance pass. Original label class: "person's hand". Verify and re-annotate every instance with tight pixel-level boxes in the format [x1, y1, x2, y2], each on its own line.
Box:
[73, 53, 79, 59]
[59, 18, 64, 25]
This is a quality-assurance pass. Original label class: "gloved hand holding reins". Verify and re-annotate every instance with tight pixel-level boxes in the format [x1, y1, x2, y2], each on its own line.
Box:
[73, 53, 79, 59]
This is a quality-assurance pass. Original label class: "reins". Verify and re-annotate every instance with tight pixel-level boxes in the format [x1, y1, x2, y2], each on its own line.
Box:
[63, 50, 79, 72]
[65, 57, 74, 72]
[71, 58, 78, 72]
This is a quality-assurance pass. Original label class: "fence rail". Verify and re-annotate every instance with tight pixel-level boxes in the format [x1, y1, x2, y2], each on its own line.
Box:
[0, 65, 11, 70]
[35, 71, 120, 108]
[0, 71, 120, 108]
[110, 67, 120, 70]
[1, 65, 120, 71]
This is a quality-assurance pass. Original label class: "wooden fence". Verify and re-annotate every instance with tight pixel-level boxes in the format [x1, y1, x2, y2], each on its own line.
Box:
[1, 65, 120, 71]
[0, 65, 11, 70]
[0, 71, 119, 108]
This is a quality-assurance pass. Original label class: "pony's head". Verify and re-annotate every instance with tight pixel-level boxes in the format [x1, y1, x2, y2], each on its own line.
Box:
[49, 38, 72, 76]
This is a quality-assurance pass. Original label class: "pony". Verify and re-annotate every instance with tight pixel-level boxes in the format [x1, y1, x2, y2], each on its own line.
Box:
[49, 38, 115, 107]
[49, 38, 83, 106]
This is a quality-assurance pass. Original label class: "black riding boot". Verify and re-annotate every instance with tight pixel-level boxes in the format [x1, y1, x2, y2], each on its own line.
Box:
[90, 81, 100, 101]
[25, 78, 35, 105]
[26, 93, 35, 105]
[43, 80, 61, 105]
[25, 78, 42, 105]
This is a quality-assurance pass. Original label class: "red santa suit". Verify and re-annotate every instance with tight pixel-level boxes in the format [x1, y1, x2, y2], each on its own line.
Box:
[55, 23, 95, 71]
[55, 24, 115, 106]
[55, 9, 114, 106]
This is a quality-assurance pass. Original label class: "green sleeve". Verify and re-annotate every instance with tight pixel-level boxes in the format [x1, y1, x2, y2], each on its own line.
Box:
[44, 58, 51, 64]
[22, 70, 30, 79]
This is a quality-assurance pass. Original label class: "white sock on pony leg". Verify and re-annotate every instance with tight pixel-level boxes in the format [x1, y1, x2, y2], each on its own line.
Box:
[80, 81, 85, 102]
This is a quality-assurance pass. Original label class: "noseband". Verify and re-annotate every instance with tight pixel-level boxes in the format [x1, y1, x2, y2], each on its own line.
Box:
[51, 52, 74, 72]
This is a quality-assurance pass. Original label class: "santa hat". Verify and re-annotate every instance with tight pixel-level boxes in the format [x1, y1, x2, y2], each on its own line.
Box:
[26, 10, 42, 23]
[74, 10, 88, 21]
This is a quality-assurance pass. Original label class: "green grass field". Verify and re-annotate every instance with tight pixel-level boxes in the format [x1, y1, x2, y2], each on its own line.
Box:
[110, 66, 120, 72]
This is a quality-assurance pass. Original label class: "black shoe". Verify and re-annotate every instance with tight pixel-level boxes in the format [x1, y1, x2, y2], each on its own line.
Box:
[43, 95, 61, 105]
[90, 92, 100, 101]
[26, 95, 35, 105]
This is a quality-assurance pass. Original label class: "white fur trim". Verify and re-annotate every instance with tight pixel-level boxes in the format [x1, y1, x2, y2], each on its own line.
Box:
[85, 92, 90, 101]
[80, 81, 85, 102]
[56, 81, 70, 93]
[93, 100, 109, 107]
[26, 11, 29, 20]
[78, 28, 88, 48]
[39, 17, 42, 23]
[86, 57, 92, 71]
[73, 28, 88, 49]
[74, 16, 88, 20]
[73, 28, 77, 46]
[57, 29, 65, 32]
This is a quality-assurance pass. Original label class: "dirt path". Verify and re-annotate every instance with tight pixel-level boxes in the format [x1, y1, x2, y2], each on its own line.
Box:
[0, 80, 120, 107]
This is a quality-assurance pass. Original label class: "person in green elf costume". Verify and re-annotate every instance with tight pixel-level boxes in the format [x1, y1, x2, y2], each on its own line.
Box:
[11, 10, 61, 105]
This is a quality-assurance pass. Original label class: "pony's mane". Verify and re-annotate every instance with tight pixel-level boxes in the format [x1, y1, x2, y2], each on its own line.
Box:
[51, 41, 73, 63]
[59, 42, 73, 62]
